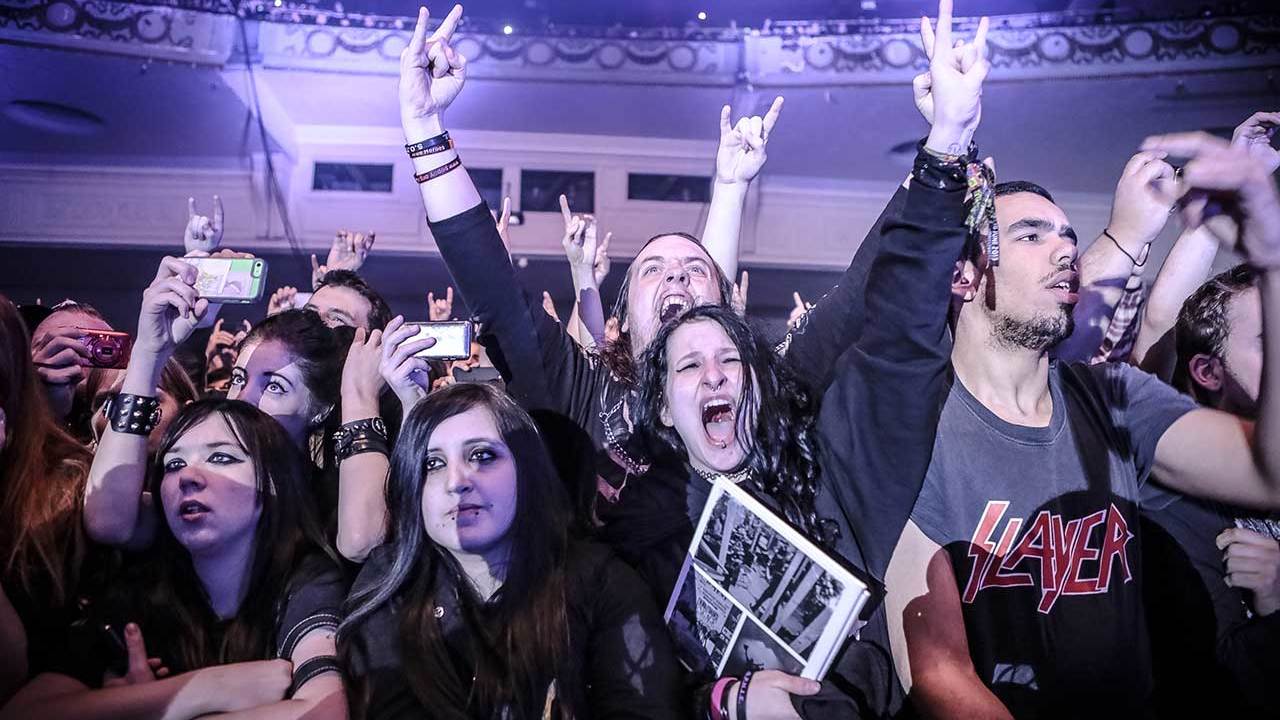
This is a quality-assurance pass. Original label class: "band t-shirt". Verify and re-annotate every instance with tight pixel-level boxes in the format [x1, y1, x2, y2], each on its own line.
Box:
[909, 361, 1198, 717]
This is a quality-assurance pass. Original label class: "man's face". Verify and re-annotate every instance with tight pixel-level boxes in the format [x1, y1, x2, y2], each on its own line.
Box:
[1219, 287, 1263, 417]
[624, 235, 724, 356]
[960, 192, 1080, 351]
[306, 285, 371, 330]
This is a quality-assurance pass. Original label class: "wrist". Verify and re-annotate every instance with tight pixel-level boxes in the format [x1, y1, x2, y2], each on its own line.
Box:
[925, 123, 974, 157]
[340, 391, 381, 423]
[713, 178, 751, 193]
[403, 114, 444, 142]
[570, 265, 597, 289]
[1104, 223, 1155, 252]
[121, 351, 165, 396]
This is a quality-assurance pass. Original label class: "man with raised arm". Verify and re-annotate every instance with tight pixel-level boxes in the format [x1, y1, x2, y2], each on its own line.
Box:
[883, 72, 1280, 720]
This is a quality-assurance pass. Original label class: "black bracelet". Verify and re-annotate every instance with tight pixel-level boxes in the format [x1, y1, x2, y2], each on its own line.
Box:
[414, 156, 463, 184]
[107, 393, 162, 436]
[1103, 229, 1150, 268]
[735, 671, 754, 720]
[333, 417, 388, 460]
[405, 131, 451, 158]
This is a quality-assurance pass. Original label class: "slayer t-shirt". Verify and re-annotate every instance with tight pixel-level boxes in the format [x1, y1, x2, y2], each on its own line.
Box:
[910, 361, 1197, 717]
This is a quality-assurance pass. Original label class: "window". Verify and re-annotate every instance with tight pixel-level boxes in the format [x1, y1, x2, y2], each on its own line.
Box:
[312, 163, 393, 192]
[470, 168, 504, 212]
[521, 170, 594, 213]
[627, 173, 711, 203]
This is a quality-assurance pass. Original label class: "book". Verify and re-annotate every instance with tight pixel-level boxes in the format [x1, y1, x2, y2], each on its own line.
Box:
[664, 476, 871, 680]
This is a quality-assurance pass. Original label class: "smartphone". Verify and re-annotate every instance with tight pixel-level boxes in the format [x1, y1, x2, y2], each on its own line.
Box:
[405, 321, 473, 360]
[452, 364, 504, 386]
[78, 328, 132, 369]
[186, 257, 267, 304]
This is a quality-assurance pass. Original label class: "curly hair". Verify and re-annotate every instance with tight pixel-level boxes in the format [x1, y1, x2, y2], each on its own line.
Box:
[633, 305, 835, 544]
[1174, 264, 1261, 402]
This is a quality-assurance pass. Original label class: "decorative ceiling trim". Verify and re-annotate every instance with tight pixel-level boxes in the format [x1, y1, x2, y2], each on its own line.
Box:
[1, 0, 1275, 83]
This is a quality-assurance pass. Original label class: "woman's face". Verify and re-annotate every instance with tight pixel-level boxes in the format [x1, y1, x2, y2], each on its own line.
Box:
[159, 414, 262, 556]
[660, 318, 754, 474]
[420, 406, 519, 560]
[227, 339, 316, 444]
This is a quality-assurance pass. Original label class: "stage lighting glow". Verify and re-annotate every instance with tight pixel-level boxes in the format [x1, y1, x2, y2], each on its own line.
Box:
[503, 24, 513, 34]
[697, 11, 707, 21]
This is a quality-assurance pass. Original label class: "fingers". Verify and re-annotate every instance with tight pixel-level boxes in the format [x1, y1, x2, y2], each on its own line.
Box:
[972, 15, 990, 60]
[429, 3, 463, 43]
[1218, 527, 1278, 550]
[763, 670, 822, 696]
[761, 96, 784, 140]
[155, 256, 197, 285]
[428, 291, 435, 307]
[500, 196, 511, 224]
[912, 71, 932, 98]
[1141, 131, 1231, 158]
[212, 194, 224, 229]
[446, 286, 454, 304]
[1224, 541, 1278, 563]
[389, 336, 436, 367]
[920, 15, 936, 60]
[311, 253, 321, 274]
[407, 6, 429, 60]
[1122, 149, 1167, 177]
[793, 291, 805, 308]
[738, 270, 749, 297]
[213, 317, 224, 335]
[187, 196, 197, 219]
[600, 231, 612, 254]
[719, 104, 732, 136]
[559, 194, 573, 225]
[934, 0, 953, 52]
[124, 623, 151, 680]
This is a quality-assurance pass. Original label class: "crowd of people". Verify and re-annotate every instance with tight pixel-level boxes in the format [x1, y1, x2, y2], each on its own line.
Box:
[2, 0, 1279, 717]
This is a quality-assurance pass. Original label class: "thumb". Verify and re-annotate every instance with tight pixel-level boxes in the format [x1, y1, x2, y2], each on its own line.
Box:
[124, 624, 151, 679]
[213, 317, 224, 334]
[774, 673, 821, 696]
[310, 254, 320, 272]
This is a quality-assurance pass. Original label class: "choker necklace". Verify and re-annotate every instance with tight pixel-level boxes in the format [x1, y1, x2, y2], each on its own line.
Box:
[693, 466, 752, 485]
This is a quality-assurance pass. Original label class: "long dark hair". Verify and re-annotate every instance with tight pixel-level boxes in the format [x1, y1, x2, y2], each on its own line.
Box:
[598, 232, 735, 385]
[241, 309, 352, 463]
[0, 294, 91, 606]
[634, 305, 834, 544]
[339, 383, 575, 719]
[130, 399, 335, 672]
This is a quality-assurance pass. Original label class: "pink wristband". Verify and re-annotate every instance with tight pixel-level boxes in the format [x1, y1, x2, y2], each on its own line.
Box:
[709, 677, 736, 720]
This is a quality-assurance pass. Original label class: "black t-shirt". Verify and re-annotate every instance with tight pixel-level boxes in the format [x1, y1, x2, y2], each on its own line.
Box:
[344, 541, 683, 720]
[909, 361, 1197, 716]
[1140, 481, 1280, 715]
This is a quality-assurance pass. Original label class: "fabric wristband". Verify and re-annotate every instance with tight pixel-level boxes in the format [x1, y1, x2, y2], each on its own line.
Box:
[405, 131, 451, 158]
[414, 156, 463, 184]
[735, 670, 754, 720]
[107, 393, 162, 436]
[709, 677, 735, 720]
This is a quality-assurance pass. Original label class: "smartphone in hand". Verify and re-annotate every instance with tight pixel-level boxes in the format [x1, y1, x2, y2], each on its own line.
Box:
[186, 257, 268, 304]
[405, 321, 473, 360]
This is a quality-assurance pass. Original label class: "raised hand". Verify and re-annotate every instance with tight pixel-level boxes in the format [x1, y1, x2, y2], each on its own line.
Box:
[918, 0, 990, 154]
[593, 230, 613, 286]
[399, 5, 467, 130]
[559, 194, 599, 280]
[325, 229, 376, 275]
[136, 257, 210, 357]
[731, 270, 749, 316]
[1142, 130, 1280, 269]
[542, 291, 561, 322]
[184, 196, 224, 254]
[379, 316, 435, 410]
[267, 285, 300, 316]
[428, 287, 455, 321]
[788, 291, 813, 330]
[1232, 111, 1280, 173]
[716, 97, 784, 185]
[1218, 527, 1280, 616]
[204, 317, 250, 366]
[342, 326, 388, 409]
[30, 326, 90, 387]
[1106, 150, 1178, 251]
[495, 196, 513, 256]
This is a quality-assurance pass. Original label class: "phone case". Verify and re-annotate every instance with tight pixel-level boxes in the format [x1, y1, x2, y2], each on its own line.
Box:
[189, 258, 268, 304]
[407, 321, 473, 360]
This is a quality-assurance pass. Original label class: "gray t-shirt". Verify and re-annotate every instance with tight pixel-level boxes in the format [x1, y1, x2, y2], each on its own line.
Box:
[910, 361, 1197, 717]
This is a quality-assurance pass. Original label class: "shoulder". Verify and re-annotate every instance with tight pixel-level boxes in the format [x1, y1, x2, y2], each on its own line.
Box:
[277, 552, 349, 659]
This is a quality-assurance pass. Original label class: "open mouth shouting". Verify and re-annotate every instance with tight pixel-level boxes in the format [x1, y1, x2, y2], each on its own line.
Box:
[658, 293, 692, 323]
[178, 499, 211, 521]
[701, 396, 736, 449]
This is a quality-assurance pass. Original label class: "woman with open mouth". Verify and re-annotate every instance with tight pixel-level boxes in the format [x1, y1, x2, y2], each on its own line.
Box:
[338, 382, 683, 719]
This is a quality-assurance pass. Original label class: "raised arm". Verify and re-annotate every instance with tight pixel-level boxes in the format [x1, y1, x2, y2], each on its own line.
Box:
[1130, 223, 1220, 374]
[1144, 131, 1280, 509]
[1056, 151, 1176, 363]
[83, 257, 208, 547]
[558, 195, 607, 348]
[699, 97, 783, 278]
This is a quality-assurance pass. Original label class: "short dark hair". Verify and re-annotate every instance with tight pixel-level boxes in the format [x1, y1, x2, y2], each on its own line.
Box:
[316, 269, 392, 330]
[1173, 264, 1261, 400]
[995, 180, 1055, 204]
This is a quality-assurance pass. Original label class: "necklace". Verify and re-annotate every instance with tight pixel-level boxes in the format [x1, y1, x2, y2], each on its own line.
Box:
[692, 465, 752, 485]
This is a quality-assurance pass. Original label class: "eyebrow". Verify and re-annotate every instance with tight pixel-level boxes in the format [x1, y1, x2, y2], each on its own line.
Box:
[165, 440, 242, 455]
[1008, 217, 1077, 242]
[265, 371, 295, 386]
[426, 437, 501, 453]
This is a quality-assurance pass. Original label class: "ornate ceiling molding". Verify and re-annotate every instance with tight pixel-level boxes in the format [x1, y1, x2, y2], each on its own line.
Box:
[1, 0, 1275, 84]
